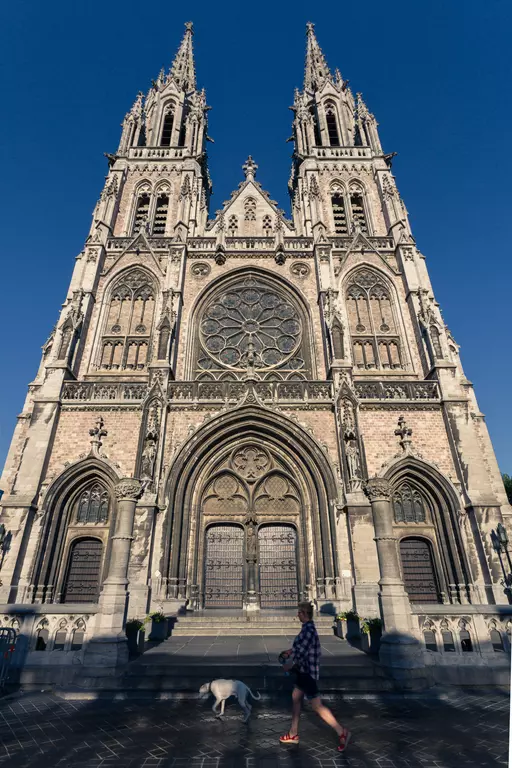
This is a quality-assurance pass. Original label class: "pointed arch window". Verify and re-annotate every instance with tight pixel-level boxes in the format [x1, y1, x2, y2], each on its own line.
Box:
[346, 269, 402, 370]
[153, 193, 169, 235]
[76, 483, 109, 524]
[228, 215, 238, 236]
[62, 538, 103, 604]
[325, 103, 340, 147]
[57, 322, 73, 361]
[160, 106, 175, 146]
[100, 269, 156, 371]
[332, 194, 348, 234]
[430, 326, 442, 359]
[350, 191, 368, 233]
[132, 192, 151, 234]
[157, 318, 171, 360]
[244, 198, 257, 222]
[309, 106, 321, 146]
[262, 215, 273, 236]
[393, 482, 427, 524]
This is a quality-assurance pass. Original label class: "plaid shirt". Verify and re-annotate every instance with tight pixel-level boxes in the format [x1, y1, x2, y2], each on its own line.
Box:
[292, 620, 321, 680]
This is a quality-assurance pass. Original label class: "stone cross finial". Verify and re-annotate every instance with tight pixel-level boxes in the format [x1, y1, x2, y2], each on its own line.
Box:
[185, 21, 193, 33]
[395, 415, 413, 454]
[89, 416, 107, 454]
[306, 21, 315, 33]
[242, 156, 258, 180]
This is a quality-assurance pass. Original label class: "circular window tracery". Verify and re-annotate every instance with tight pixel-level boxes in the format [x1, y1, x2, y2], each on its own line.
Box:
[199, 277, 303, 373]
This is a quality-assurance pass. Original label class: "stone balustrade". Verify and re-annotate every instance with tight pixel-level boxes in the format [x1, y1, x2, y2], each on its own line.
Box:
[312, 146, 373, 159]
[129, 146, 188, 159]
[62, 381, 148, 403]
[330, 236, 394, 250]
[355, 380, 440, 402]
[168, 380, 333, 405]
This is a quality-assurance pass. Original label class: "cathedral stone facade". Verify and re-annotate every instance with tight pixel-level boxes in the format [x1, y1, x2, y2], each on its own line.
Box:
[0, 23, 510, 679]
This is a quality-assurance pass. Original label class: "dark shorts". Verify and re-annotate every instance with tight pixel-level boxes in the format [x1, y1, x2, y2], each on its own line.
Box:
[292, 670, 319, 699]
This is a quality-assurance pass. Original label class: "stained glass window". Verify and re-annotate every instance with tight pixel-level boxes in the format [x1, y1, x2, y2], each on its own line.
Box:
[196, 276, 306, 379]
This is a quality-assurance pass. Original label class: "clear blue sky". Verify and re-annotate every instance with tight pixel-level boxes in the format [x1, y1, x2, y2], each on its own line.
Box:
[1, 0, 511, 476]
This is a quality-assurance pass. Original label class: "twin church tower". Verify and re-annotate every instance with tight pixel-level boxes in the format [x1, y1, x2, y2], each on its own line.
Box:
[0, 23, 509, 660]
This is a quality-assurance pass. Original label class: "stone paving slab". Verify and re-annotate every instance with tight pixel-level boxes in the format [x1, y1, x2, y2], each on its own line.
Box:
[0, 689, 508, 767]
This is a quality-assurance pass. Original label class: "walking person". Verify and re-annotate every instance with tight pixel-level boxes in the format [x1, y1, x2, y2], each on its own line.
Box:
[280, 601, 351, 753]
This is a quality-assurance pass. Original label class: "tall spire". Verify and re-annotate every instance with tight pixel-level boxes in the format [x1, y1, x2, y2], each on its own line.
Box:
[170, 21, 196, 92]
[304, 22, 331, 92]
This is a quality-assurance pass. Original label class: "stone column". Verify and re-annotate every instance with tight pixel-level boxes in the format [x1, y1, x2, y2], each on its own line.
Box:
[364, 478, 427, 689]
[363, 477, 413, 632]
[244, 521, 259, 613]
[84, 478, 142, 670]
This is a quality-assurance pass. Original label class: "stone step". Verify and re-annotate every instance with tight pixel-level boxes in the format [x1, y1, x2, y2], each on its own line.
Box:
[171, 627, 335, 636]
[171, 615, 336, 624]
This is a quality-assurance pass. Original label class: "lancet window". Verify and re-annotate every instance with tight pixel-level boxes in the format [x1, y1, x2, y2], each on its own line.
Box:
[430, 326, 442, 359]
[152, 193, 169, 235]
[350, 191, 368, 233]
[132, 192, 150, 234]
[393, 482, 427, 524]
[309, 106, 321, 146]
[346, 269, 402, 370]
[228, 215, 238, 236]
[160, 106, 175, 146]
[99, 269, 156, 371]
[157, 318, 171, 360]
[244, 198, 257, 221]
[332, 194, 348, 234]
[57, 322, 73, 361]
[325, 103, 340, 146]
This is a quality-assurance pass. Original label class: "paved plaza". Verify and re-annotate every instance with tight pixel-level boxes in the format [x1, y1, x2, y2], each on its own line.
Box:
[0, 688, 508, 768]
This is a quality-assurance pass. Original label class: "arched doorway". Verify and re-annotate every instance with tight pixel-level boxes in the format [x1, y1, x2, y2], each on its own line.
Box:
[162, 406, 340, 613]
[62, 538, 103, 604]
[400, 537, 440, 604]
[204, 524, 244, 608]
[258, 524, 298, 609]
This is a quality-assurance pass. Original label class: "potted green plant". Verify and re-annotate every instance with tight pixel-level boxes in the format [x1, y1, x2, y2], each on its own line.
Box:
[125, 618, 144, 655]
[344, 609, 360, 640]
[360, 617, 383, 654]
[334, 612, 347, 639]
[146, 611, 167, 641]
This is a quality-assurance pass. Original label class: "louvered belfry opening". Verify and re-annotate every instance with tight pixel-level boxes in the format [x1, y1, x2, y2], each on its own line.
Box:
[400, 537, 441, 604]
[62, 538, 103, 604]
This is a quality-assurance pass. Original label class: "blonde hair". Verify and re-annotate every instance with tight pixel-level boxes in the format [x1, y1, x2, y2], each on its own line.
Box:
[298, 601, 314, 619]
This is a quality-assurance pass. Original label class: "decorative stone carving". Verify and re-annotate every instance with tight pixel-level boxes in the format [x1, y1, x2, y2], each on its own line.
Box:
[290, 262, 310, 278]
[395, 415, 413, 455]
[339, 398, 363, 492]
[114, 478, 143, 501]
[140, 400, 162, 485]
[364, 477, 392, 502]
[89, 416, 107, 454]
[191, 262, 211, 277]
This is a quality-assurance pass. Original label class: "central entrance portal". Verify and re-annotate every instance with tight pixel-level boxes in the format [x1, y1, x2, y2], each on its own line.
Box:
[203, 523, 299, 609]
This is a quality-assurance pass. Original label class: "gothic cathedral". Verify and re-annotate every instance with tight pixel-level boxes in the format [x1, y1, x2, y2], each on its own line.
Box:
[1, 23, 510, 668]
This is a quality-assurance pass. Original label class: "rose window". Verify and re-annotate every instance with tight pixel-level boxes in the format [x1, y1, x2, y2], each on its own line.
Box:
[199, 279, 303, 372]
